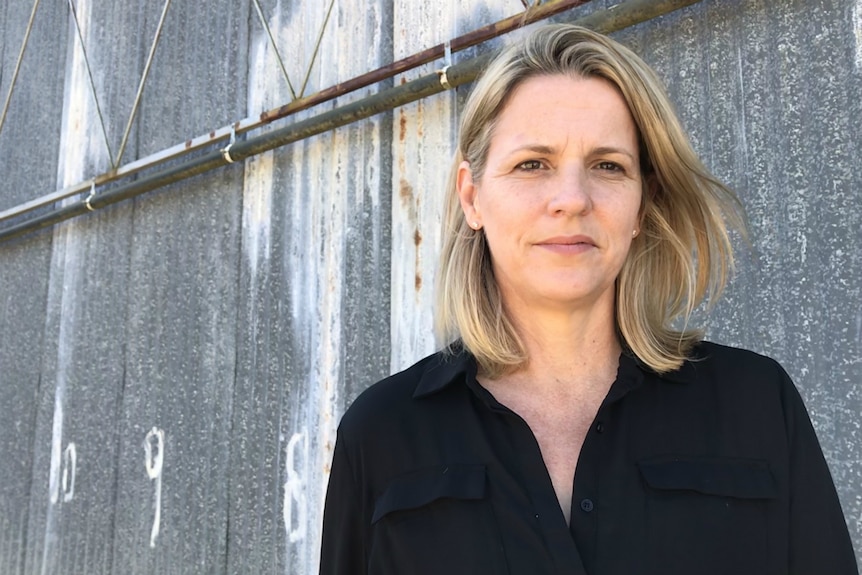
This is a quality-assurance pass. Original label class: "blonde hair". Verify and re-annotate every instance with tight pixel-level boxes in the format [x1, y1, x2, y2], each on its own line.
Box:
[435, 24, 745, 378]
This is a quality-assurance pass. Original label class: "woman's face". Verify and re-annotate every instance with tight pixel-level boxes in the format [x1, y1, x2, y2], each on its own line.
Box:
[457, 74, 643, 315]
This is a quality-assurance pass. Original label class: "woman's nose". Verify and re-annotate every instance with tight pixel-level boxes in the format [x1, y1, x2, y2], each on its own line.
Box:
[546, 167, 592, 216]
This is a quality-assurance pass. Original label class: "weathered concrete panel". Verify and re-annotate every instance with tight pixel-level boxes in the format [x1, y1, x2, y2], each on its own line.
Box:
[389, 1, 512, 372]
[227, 1, 393, 572]
[0, 236, 51, 575]
[0, 1, 67, 210]
[24, 208, 133, 575]
[0, 4, 67, 575]
[105, 0, 249, 572]
[19, 1, 142, 573]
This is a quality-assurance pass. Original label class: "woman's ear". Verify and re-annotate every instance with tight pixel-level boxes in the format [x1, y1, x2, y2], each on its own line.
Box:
[456, 161, 481, 227]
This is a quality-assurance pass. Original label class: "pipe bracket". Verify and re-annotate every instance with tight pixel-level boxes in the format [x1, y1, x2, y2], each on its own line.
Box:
[221, 143, 235, 164]
[221, 126, 237, 163]
[437, 66, 452, 90]
[85, 182, 96, 212]
[437, 40, 454, 90]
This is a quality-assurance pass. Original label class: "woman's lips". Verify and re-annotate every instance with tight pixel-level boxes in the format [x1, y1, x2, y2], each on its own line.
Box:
[534, 235, 596, 254]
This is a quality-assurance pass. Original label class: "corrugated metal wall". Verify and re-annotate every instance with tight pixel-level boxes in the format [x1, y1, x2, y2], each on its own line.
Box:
[0, 0, 860, 573]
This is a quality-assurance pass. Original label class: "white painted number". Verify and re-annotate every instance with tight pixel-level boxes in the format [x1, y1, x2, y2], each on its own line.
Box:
[61, 442, 77, 502]
[51, 441, 77, 504]
[144, 427, 165, 549]
[283, 432, 307, 543]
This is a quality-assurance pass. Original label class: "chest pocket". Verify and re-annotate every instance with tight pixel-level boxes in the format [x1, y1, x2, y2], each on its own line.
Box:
[369, 464, 508, 575]
[637, 456, 777, 575]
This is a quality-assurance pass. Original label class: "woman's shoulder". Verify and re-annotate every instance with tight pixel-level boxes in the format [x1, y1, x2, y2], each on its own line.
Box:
[338, 348, 471, 435]
[670, 341, 801, 408]
[682, 340, 791, 382]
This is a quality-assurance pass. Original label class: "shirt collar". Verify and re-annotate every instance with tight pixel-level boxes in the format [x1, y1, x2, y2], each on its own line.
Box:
[638, 345, 706, 384]
[413, 345, 475, 399]
[412, 342, 701, 400]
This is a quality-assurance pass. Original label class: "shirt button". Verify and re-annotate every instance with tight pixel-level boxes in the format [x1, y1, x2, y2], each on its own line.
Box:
[580, 498, 594, 513]
[595, 422, 604, 433]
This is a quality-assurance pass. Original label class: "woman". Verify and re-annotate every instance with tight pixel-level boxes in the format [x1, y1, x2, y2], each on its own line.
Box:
[319, 24, 858, 575]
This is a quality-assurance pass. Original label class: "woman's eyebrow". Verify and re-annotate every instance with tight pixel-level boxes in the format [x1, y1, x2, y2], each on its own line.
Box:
[591, 146, 637, 162]
[504, 144, 636, 160]
[505, 144, 557, 156]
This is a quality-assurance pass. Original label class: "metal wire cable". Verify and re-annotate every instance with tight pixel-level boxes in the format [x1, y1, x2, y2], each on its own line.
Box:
[67, 0, 115, 167]
[115, 0, 172, 167]
[298, 0, 337, 98]
[251, 0, 297, 100]
[0, 0, 42, 139]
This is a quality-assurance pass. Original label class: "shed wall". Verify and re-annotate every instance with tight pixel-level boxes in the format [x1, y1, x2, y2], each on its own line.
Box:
[0, 0, 860, 572]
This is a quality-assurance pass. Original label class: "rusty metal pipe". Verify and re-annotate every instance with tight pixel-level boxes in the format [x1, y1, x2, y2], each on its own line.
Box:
[0, 0, 591, 225]
[259, 0, 592, 123]
[0, 0, 702, 244]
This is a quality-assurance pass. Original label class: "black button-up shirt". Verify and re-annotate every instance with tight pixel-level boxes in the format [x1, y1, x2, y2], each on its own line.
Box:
[319, 342, 858, 575]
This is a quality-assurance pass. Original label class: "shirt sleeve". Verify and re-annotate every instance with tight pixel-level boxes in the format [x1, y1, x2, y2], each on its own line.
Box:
[319, 429, 368, 575]
[782, 370, 859, 574]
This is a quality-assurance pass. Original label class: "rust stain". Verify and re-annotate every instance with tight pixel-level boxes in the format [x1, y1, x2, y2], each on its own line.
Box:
[415, 273, 422, 291]
[399, 109, 407, 142]
[209, 130, 216, 138]
[413, 228, 422, 246]
[399, 178, 419, 226]
[399, 178, 413, 209]
[416, 100, 424, 138]
[185, 140, 192, 149]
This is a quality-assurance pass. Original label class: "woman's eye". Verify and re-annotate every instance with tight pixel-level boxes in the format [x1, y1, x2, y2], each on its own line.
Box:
[597, 161, 623, 172]
[517, 160, 543, 170]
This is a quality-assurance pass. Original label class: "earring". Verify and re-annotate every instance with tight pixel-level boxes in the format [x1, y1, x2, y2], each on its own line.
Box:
[632, 229, 638, 237]
[471, 221, 481, 230]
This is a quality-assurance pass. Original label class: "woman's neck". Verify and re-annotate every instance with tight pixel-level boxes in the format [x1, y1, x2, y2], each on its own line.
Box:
[496, 295, 621, 393]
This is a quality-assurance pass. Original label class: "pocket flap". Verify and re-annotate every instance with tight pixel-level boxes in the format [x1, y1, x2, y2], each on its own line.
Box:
[638, 456, 777, 499]
[372, 464, 486, 524]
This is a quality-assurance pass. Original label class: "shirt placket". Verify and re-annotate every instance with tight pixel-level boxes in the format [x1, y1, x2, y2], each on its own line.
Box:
[525, 415, 590, 574]
[569, 360, 644, 574]
[464, 357, 644, 575]
[484, 396, 589, 575]
[569, 410, 605, 572]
